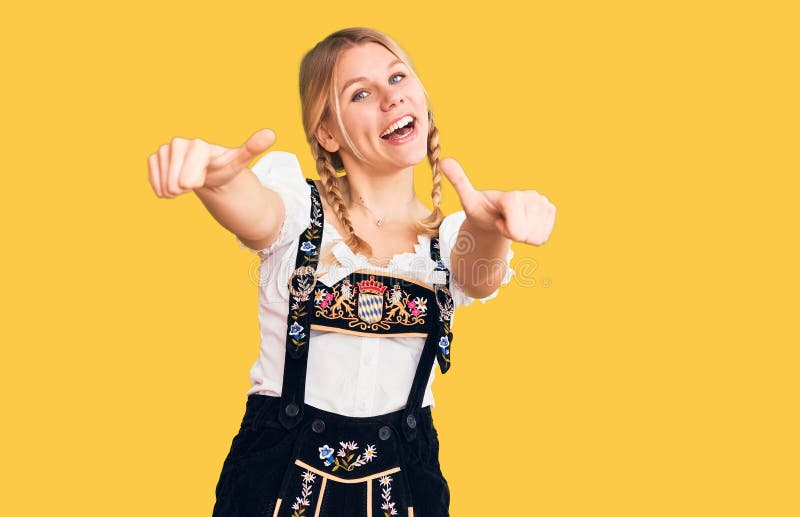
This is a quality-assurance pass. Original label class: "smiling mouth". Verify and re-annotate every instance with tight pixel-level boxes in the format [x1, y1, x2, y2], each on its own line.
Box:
[380, 117, 416, 140]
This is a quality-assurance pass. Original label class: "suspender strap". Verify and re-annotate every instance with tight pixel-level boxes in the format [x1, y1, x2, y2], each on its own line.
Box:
[431, 238, 455, 374]
[400, 235, 455, 442]
[279, 179, 323, 430]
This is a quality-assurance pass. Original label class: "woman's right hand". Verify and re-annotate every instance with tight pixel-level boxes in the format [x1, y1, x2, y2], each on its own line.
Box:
[148, 128, 276, 198]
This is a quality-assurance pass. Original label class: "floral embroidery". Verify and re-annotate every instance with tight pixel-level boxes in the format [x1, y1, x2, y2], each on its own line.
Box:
[309, 188, 323, 228]
[379, 475, 398, 516]
[314, 275, 428, 331]
[287, 262, 316, 355]
[318, 445, 334, 464]
[286, 184, 323, 355]
[289, 266, 317, 303]
[438, 336, 449, 355]
[431, 257, 454, 372]
[410, 297, 428, 317]
[290, 469, 316, 516]
[434, 285, 454, 324]
[289, 322, 304, 338]
[438, 319, 454, 370]
[318, 442, 377, 472]
[314, 288, 335, 308]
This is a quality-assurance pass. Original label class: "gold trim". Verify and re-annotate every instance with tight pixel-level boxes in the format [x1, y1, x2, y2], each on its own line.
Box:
[367, 478, 372, 517]
[354, 269, 434, 290]
[272, 498, 282, 517]
[294, 459, 401, 484]
[314, 477, 327, 517]
[310, 324, 428, 338]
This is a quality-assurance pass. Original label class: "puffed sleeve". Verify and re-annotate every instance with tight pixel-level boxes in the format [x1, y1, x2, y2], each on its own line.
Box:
[438, 210, 516, 308]
[235, 151, 311, 260]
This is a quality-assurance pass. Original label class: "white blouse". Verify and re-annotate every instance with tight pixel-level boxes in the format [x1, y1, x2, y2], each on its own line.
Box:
[236, 151, 516, 417]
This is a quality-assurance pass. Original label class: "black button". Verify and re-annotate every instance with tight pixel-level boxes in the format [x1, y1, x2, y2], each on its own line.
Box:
[378, 426, 392, 441]
[285, 403, 299, 417]
[405, 414, 417, 429]
[312, 419, 326, 434]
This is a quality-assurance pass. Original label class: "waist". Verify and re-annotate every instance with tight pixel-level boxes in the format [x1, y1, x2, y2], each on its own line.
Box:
[242, 393, 434, 432]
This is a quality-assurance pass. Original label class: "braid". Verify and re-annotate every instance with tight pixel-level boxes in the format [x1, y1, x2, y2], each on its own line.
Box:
[418, 109, 445, 236]
[314, 141, 373, 257]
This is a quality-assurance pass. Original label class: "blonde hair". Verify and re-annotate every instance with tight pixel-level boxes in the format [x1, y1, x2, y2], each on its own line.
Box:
[299, 27, 444, 259]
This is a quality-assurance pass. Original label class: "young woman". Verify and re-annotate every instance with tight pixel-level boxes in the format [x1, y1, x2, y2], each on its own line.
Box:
[148, 27, 555, 517]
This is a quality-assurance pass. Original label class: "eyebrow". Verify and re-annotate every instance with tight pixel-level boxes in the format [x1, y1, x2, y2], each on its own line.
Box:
[339, 58, 405, 98]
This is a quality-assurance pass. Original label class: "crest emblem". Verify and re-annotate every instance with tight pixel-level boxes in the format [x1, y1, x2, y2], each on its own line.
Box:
[356, 275, 387, 323]
[289, 265, 317, 302]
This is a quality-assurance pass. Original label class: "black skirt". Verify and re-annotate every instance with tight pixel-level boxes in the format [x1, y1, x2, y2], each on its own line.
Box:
[213, 394, 451, 517]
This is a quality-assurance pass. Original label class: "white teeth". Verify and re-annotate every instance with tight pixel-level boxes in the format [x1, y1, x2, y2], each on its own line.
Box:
[380, 115, 414, 137]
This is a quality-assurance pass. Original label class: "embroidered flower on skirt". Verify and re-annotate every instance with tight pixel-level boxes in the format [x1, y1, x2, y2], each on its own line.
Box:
[318, 441, 378, 472]
[290, 470, 316, 514]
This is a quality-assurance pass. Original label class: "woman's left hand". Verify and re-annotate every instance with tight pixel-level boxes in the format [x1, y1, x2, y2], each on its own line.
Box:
[439, 157, 557, 246]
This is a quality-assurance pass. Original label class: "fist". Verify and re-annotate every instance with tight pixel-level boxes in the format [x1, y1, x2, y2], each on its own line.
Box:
[440, 157, 556, 246]
[148, 128, 276, 198]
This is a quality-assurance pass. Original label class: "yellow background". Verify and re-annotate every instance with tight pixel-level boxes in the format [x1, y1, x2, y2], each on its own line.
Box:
[2, 0, 798, 515]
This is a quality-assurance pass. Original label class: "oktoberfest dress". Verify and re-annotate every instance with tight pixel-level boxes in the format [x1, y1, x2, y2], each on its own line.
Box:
[212, 152, 515, 517]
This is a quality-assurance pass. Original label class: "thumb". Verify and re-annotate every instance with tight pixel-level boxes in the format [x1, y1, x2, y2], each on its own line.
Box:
[439, 157, 481, 208]
[209, 128, 276, 171]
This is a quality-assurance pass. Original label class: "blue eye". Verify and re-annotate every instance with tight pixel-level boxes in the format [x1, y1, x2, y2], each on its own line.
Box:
[351, 73, 406, 102]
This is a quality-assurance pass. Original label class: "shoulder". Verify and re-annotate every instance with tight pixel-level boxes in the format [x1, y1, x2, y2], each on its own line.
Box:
[251, 151, 308, 188]
[438, 211, 468, 249]
[236, 151, 313, 258]
[250, 151, 311, 218]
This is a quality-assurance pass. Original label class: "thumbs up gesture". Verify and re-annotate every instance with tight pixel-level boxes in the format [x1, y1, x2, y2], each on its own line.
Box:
[439, 157, 556, 246]
[148, 128, 276, 198]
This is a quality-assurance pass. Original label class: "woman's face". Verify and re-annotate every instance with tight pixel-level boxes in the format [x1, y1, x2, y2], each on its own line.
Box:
[323, 42, 429, 173]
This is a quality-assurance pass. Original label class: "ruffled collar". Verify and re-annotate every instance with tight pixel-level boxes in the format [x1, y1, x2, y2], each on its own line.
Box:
[316, 222, 437, 288]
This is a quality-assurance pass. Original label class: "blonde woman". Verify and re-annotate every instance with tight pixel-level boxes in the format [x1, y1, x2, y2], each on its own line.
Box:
[148, 27, 555, 517]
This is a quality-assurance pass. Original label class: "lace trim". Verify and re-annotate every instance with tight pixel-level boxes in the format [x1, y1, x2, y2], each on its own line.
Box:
[322, 222, 428, 270]
[240, 209, 515, 307]
[316, 216, 516, 307]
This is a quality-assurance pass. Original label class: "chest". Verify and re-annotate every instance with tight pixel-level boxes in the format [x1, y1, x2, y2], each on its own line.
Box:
[287, 177, 455, 374]
[317, 195, 422, 267]
[351, 222, 422, 264]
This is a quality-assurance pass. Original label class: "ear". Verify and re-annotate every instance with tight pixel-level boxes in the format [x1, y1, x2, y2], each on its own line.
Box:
[315, 123, 340, 153]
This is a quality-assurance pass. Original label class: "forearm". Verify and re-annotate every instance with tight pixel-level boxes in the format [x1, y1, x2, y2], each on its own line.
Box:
[450, 217, 511, 299]
[194, 167, 284, 243]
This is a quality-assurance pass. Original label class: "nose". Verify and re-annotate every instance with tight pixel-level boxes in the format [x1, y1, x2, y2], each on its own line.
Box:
[380, 87, 404, 112]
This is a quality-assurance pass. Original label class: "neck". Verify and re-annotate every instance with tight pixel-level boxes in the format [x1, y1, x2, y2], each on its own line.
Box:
[339, 164, 419, 218]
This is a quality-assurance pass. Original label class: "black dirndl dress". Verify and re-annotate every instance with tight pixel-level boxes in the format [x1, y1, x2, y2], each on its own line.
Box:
[213, 179, 455, 517]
